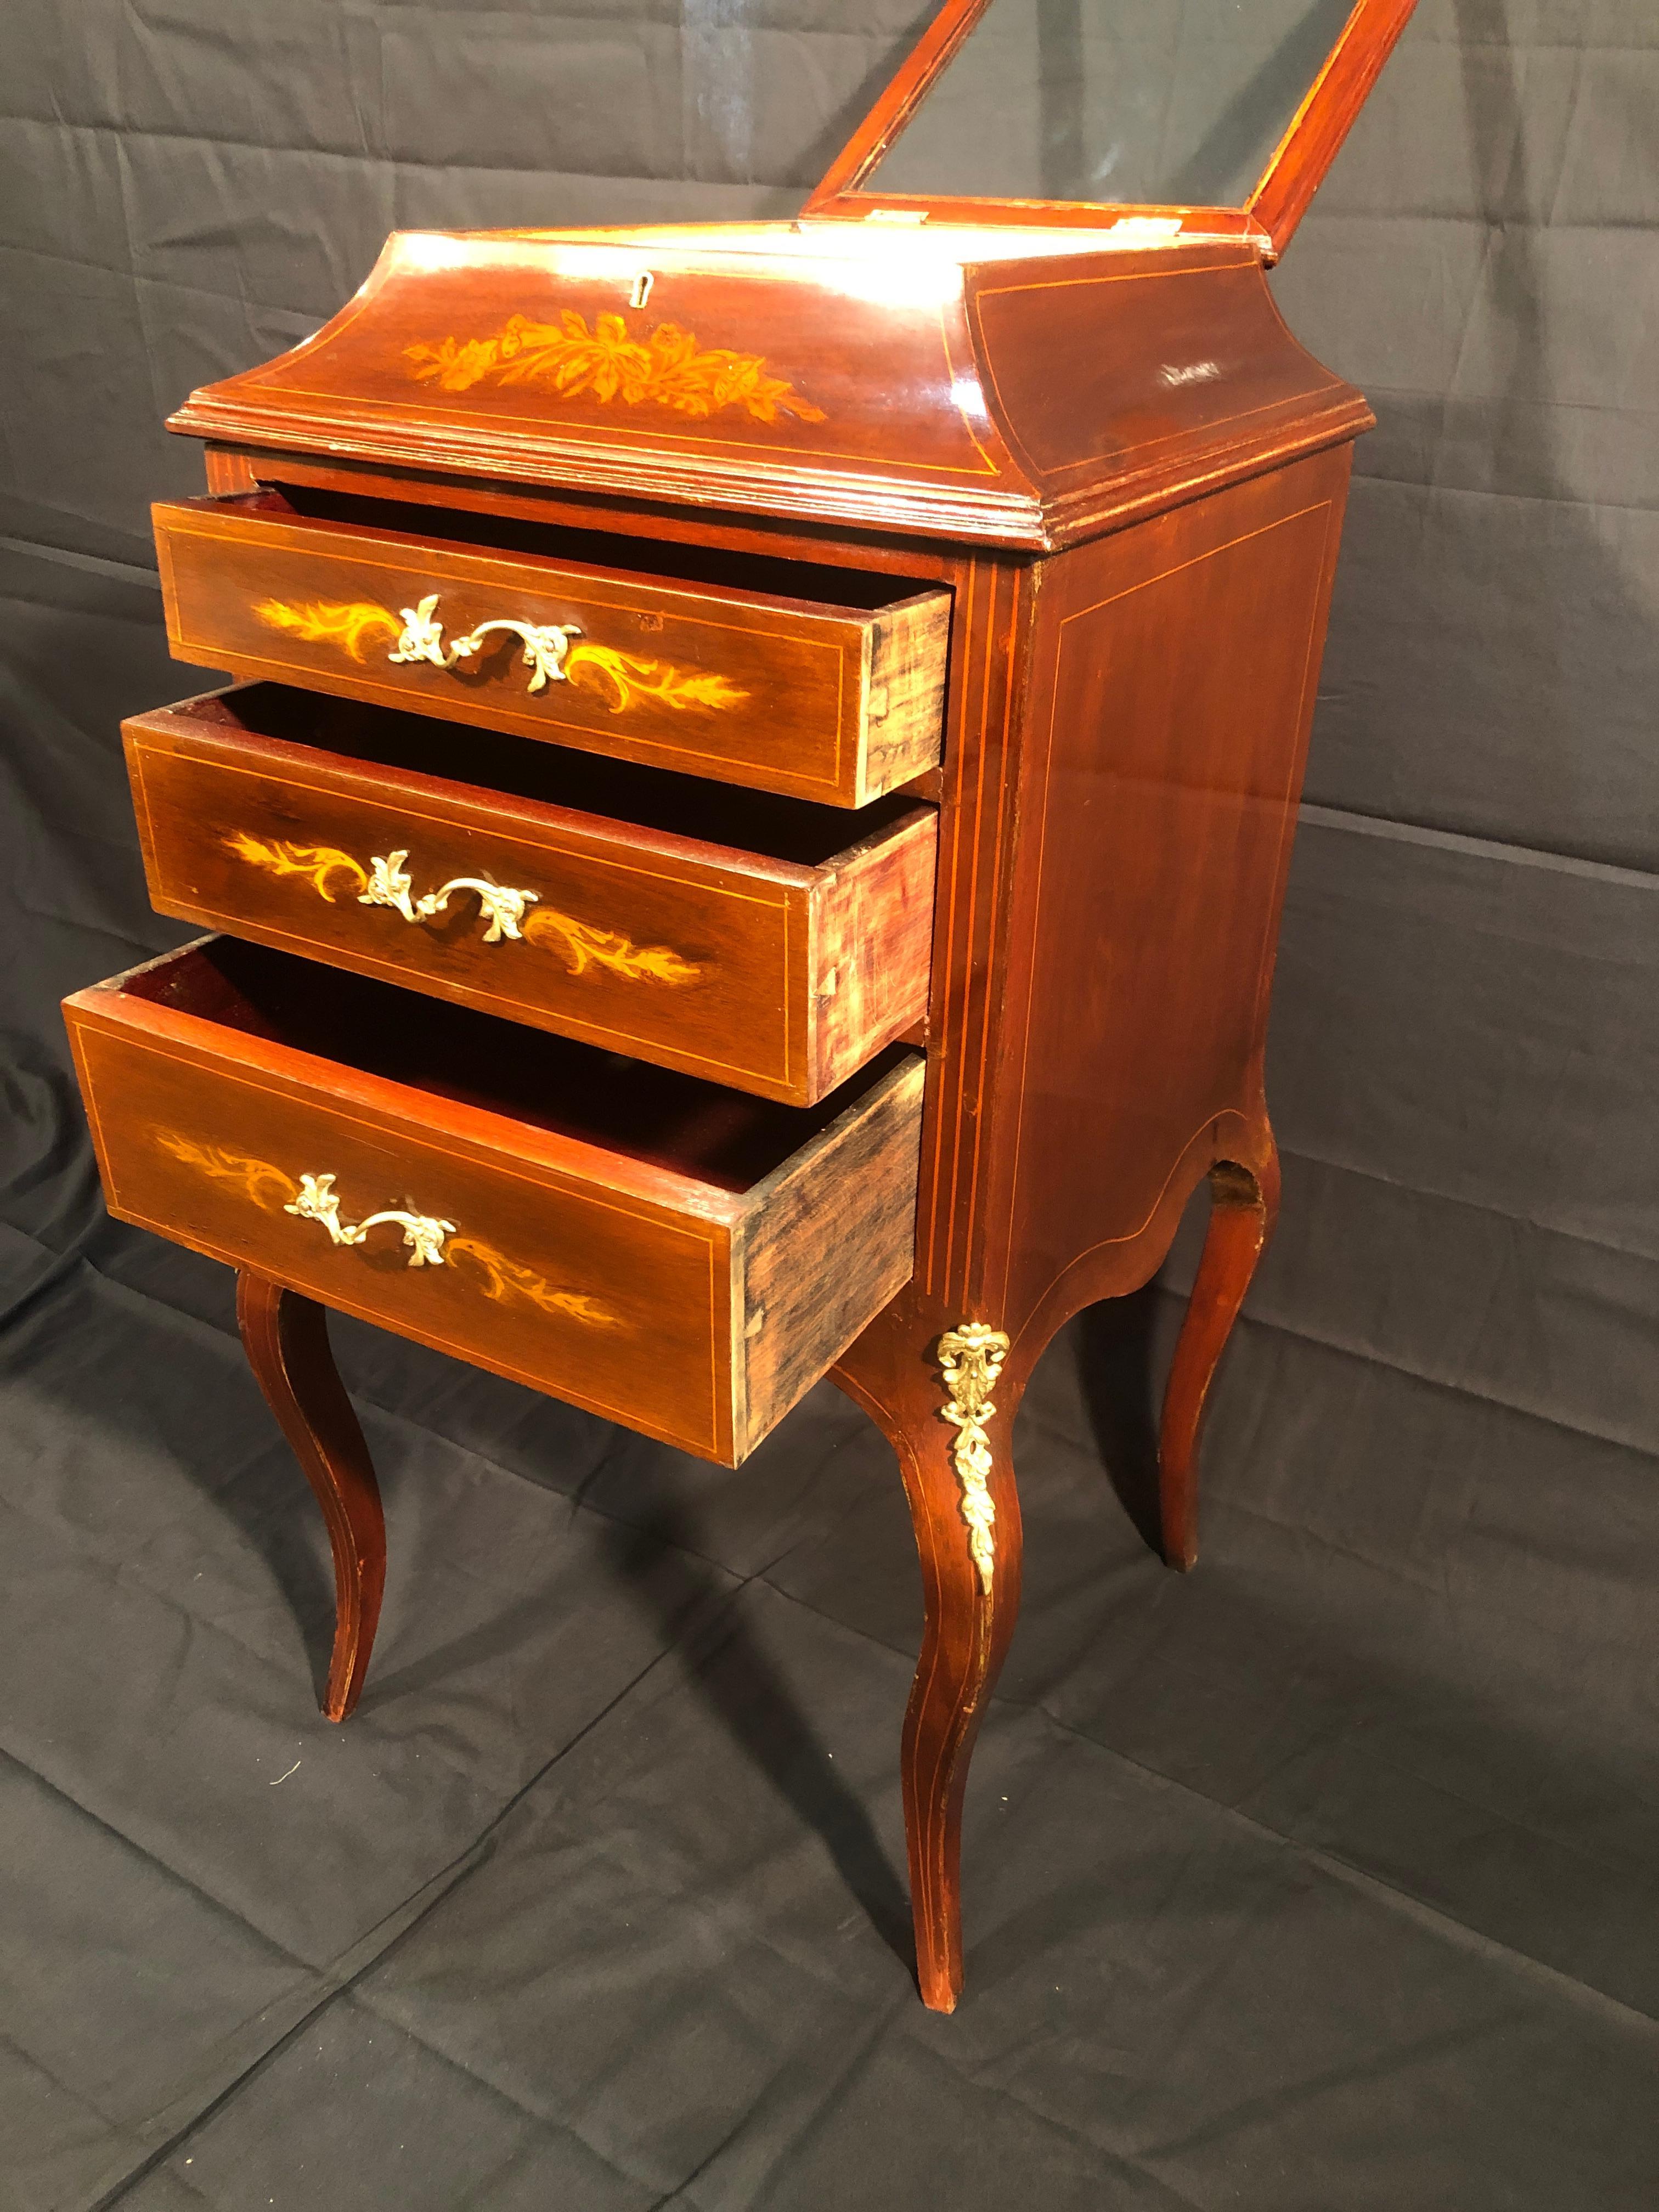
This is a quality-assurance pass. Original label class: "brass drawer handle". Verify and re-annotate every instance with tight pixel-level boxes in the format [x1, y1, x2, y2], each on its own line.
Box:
[285, 1173, 455, 1267]
[156, 1135, 620, 1328]
[255, 593, 748, 715]
[360, 849, 537, 943]
[390, 593, 580, 695]
[225, 834, 700, 983]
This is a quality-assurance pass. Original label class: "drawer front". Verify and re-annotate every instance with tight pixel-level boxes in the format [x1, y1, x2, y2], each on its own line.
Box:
[125, 701, 937, 1107]
[74, 1013, 729, 1456]
[154, 499, 950, 806]
[65, 946, 926, 1464]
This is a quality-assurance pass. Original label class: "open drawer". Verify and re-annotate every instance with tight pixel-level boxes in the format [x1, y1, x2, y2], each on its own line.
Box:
[65, 939, 924, 1464]
[125, 685, 936, 1107]
[153, 491, 951, 806]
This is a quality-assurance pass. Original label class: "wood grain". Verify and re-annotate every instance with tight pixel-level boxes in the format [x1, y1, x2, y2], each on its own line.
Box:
[833, 450, 1352, 2007]
[811, 806, 938, 1098]
[66, 939, 926, 1467]
[74, 71, 1411, 2000]
[163, 228, 1371, 550]
[236, 1273, 386, 1722]
[978, 452, 1350, 1336]
[736, 1052, 925, 1455]
[153, 493, 948, 803]
[1158, 1149, 1280, 1572]
[124, 685, 936, 1105]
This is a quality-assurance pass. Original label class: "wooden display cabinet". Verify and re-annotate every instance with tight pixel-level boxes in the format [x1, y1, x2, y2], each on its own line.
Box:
[65, 0, 1418, 2010]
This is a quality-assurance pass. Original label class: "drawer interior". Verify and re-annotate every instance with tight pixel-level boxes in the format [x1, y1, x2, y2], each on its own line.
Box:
[252, 483, 932, 617]
[170, 683, 927, 864]
[121, 936, 918, 1195]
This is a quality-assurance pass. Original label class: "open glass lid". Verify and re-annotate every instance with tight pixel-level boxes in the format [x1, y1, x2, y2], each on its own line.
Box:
[805, 0, 1417, 258]
[165, 0, 1413, 547]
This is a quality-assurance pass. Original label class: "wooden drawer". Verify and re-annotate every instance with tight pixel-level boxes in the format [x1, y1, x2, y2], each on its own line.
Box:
[125, 685, 936, 1108]
[64, 940, 925, 1465]
[153, 493, 950, 807]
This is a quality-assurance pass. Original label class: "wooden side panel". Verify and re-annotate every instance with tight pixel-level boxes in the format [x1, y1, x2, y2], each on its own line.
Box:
[152, 499, 949, 805]
[980, 447, 1353, 1330]
[967, 250, 1367, 547]
[736, 1053, 926, 1457]
[124, 714, 819, 1103]
[865, 590, 953, 794]
[66, 998, 733, 1461]
[809, 808, 938, 1097]
[911, 554, 1032, 1314]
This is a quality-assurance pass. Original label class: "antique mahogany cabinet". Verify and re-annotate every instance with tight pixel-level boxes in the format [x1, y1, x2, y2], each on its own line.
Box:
[65, 0, 1417, 2010]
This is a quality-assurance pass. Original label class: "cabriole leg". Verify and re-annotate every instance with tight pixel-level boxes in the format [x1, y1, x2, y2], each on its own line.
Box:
[236, 1271, 386, 1721]
[895, 1324, 1024, 2013]
[1158, 1138, 1280, 1572]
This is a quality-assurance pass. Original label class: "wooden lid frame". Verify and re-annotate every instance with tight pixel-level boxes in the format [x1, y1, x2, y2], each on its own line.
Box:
[802, 0, 1419, 261]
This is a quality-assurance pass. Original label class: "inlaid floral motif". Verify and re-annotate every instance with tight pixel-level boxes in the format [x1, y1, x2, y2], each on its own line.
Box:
[225, 834, 699, 985]
[252, 597, 747, 716]
[155, 1134, 619, 1325]
[253, 598, 402, 661]
[404, 311, 827, 425]
[560, 641, 746, 715]
[521, 906, 698, 985]
[225, 834, 368, 901]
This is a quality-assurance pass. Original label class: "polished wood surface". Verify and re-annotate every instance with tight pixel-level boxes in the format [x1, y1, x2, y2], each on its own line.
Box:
[125, 685, 936, 1105]
[165, 229, 1369, 550]
[154, 492, 949, 805]
[832, 445, 1350, 2008]
[1158, 1149, 1281, 1574]
[66, 940, 925, 1466]
[236, 1273, 386, 1721]
[69, 15, 1410, 1997]
[978, 452, 1345, 1338]
[77, 424, 1353, 2007]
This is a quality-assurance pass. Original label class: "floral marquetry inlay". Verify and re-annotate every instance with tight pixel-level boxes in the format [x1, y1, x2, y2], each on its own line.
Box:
[253, 598, 402, 662]
[155, 1135, 619, 1327]
[252, 596, 748, 716]
[559, 642, 747, 715]
[226, 834, 368, 902]
[226, 834, 700, 984]
[404, 311, 827, 425]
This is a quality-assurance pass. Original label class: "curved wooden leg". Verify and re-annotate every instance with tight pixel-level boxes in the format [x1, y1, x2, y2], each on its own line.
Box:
[1158, 1136, 1279, 1573]
[842, 1323, 1024, 2013]
[236, 1271, 386, 1722]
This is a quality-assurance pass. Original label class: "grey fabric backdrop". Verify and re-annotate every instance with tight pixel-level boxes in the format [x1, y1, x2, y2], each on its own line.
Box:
[1, 5, 1656, 2208]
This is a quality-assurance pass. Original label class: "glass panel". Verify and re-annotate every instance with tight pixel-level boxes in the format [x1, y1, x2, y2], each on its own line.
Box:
[862, 0, 1356, 210]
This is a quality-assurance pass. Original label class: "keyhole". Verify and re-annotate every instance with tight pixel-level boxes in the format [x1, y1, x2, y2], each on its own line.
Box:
[630, 270, 654, 311]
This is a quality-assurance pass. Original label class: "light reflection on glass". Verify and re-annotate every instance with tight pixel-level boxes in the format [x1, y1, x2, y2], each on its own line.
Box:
[866, 0, 1357, 210]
